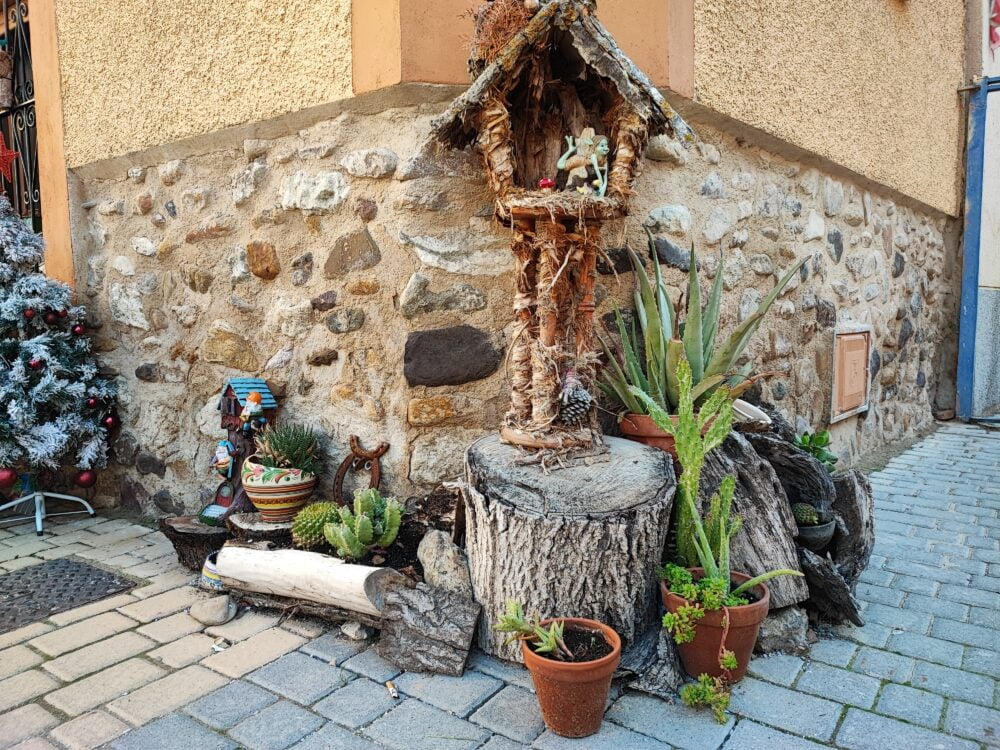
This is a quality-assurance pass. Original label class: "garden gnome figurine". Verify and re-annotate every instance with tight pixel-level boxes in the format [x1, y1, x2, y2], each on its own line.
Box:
[557, 128, 610, 197]
[212, 440, 236, 478]
[239, 391, 264, 436]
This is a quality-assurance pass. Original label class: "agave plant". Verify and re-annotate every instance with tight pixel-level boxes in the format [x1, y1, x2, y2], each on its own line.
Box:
[599, 231, 807, 416]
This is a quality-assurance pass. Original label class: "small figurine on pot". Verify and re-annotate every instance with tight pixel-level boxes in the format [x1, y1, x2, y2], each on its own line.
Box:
[239, 390, 266, 437]
[557, 128, 610, 197]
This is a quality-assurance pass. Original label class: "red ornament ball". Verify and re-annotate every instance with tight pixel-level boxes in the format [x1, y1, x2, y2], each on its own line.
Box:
[0, 468, 17, 489]
[43, 311, 58, 325]
[539, 177, 556, 190]
[71, 324, 86, 336]
[23, 308, 35, 320]
[103, 415, 118, 429]
[74, 470, 98, 488]
[57, 309, 68, 319]
[86, 397, 99, 409]
[28, 359, 43, 370]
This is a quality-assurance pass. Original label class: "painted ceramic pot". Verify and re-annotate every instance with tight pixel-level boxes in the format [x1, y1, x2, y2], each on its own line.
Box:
[241, 459, 317, 522]
[200, 551, 225, 591]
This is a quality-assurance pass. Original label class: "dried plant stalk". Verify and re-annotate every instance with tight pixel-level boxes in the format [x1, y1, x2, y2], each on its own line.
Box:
[477, 94, 517, 201]
[507, 224, 538, 426]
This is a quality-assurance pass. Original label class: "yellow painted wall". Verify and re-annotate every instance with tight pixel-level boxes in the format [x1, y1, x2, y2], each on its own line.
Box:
[693, 0, 966, 216]
[53, 0, 352, 167]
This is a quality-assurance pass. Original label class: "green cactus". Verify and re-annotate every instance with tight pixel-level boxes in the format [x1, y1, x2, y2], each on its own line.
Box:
[291, 502, 340, 549]
[323, 488, 404, 561]
[792, 503, 821, 526]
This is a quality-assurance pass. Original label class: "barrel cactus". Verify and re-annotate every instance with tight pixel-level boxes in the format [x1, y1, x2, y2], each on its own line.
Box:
[792, 503, 821, 526]
[291, 502, 340, 549]
[324, 488, 403, 561]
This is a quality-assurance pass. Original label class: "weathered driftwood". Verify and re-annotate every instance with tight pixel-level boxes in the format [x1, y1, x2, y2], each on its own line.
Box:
[465, 434, 676, 661]
[230, 591, 381, 629]
[831, 470, 875, 588]
[214, 545, 407, 618]
[700, 432, 809, 609]
[622, 626, 684, 699]
[377, 584, 481, 676]
[799, 548, 864, 626]
[744, 432, 836, 512]
[159, 515, 229, 571]
[225, 513, 293, 546]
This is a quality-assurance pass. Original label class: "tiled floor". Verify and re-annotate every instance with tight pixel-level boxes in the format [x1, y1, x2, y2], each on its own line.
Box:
[0, 422, 996, 749]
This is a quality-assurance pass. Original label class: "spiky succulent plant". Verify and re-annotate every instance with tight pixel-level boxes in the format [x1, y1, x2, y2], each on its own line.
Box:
[792, 503, 821, 526]
[254, 424, 323, 476]
[291, 502, 340, 549]
[323, 488, 403, 561]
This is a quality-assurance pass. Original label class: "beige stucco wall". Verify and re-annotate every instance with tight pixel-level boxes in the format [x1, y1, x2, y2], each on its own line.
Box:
[53, 0, 352, 168]
[693, 0, 966, 216]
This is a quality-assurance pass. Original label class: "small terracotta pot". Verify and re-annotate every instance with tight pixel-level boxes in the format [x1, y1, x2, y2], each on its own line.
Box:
[661, 568, 769, 683]
[619, 413, 679, 457]
[241, 459, 317, 523]
[521, 618, 621, 738]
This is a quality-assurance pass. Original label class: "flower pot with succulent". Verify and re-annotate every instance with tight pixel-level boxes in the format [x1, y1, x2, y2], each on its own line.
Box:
[600, 231, 806, 459]
[792, 502, 836, 552]
[241, 424, 322, 522]
[631, 355, 803, 723]
[495, 601, 620, 738]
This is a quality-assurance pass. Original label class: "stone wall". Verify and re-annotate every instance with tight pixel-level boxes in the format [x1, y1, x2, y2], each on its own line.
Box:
[73, 105, 960, 515]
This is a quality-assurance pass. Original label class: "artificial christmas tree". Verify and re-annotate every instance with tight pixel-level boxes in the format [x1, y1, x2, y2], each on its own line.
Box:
[0, 196, 116, 533]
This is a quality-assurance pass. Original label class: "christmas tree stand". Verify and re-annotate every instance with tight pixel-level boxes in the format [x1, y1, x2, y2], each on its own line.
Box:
[0, 491, 96, 536]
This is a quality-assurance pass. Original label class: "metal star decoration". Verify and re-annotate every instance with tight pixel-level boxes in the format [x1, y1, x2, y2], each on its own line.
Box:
[0, 133, 19, 184]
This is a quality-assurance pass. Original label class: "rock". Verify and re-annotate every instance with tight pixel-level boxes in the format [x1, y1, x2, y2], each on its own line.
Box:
[644, 204, 691, 236]
[729, 229, 750, 248]
[340, 622, 374, 640]
[181, 187, 212, 213]
[232, 161, 268, 206]
[135, 363, 158, 382]
[894, 230, 911, 249]
[112, 432, 140, 465]
[408, 397, 458, 426]
[229, 247, 251, 282]
[409, 430, 480, 485]
[870, 349, 882, 378]
[654, 238, 694, 271]
[766, 331, 793, 361]
[172, 305, 199, 327]
[700, 143, 721, 164]
[864, 283, 881, 301]
[355, 197, 378, 222]
[700, 172, 725, 199]
[737, 200, 753, 222]
[135, 451, 166, 477]
[279, 171, 350, 213]
[761, 225, 781, 240]
[109, 283, 149, 330]
[646, 135, 687, 164]
[120, 479, 149, 514]
[340, 148, 399, 178]
[823, 178, 844, 216]
[230, 294, 254, 312]
[96, 199, 123, 216]
[703, 205, 736, 245]
[246, 241, 280, 280]
[596, 247, 636, 275]
[201, 320, 258, 371]
[843, 201, 865, 227]
[150, 213, 166, 228]
[404, 326, 502, 386]
[898, 318, 914, 349]
[803, 210, 825, 242]
[324, 229, 381, 277]
[185, 214, 236, 243]
[399, 230, 511, 276]
[189, 595, 238, 626]
[755, 606, 810, 655]
[182, 267, 214, 294]
[131, 237, 157, 257]
[771, 380, 788, 400]
[297, 142, 337, 160]
[111, 255, 136, 277]
[265, 345, 294, 371]
[152, 490, 183, 516]
[396, 148, 478, 181]
[291, 252, 314, 286]
[326, 308, 365, 333]
[158, 160, 184, 186]
[399, 273, 487, 318]
[307, 348, 338, 366]
[165, 200, 177, 218]
[417, 530, 473, 598]
[917, 371, 927, 388]
[732, 172, 756, 191]
[395, 182, 450, 212]
[310, 291, 337, 311]
[127, 167, 147, 184]
[784, 197, 803, 217]
[739, 288, 762, 322]
[243, 139, 272, 160]
[133, 193, 153, 216]
[889, 252, 904, 279]
[815, 299, 837, 328]
[267, 298, 313, 338]
[749, 253, 774, 275]
[826, 228, 844, 263]
[347, 279, 379, 295]
[721, 250, 747, 290]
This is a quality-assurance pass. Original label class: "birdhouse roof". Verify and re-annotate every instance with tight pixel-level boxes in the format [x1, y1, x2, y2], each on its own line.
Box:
[219, 378, 278, 410]
[430, 0, 696, 150]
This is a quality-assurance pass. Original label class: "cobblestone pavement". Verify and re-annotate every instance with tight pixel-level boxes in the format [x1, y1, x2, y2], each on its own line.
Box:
[0, 422, 996, 749]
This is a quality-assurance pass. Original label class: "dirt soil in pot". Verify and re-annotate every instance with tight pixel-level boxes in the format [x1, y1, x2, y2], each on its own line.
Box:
[537, 625, 614, 662]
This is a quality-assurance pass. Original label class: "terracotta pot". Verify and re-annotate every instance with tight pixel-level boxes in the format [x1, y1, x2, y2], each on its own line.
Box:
[521, 618, 621, 738]
[241, 459, 316, 523]
[661, 568, 769, 683]
[618, 413, 679, 457]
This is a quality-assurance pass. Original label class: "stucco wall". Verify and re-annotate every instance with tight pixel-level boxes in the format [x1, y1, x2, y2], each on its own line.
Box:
[693, 0, 966, 216]
[53, 0, 352, 168]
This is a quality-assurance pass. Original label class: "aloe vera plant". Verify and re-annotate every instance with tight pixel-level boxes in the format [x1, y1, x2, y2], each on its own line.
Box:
[599, 231, 807, 416]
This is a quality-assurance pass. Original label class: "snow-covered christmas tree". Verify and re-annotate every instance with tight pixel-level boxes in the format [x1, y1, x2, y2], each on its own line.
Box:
[0, 196, 117, 493]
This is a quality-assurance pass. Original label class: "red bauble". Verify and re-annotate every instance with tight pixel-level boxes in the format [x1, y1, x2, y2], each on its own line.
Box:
[86, 397, 99, 408]
[57, 309, 68, 319]
[72, 324, 86, 336]
[74, 470, 97, 488]
[0, 468, 16, 489]
[539, 177, 556, 190]
[23, 308, 35, 320]
[103, 415, 118, 429]
[28, 359, 43, 370]
[43, 311, 58, 325]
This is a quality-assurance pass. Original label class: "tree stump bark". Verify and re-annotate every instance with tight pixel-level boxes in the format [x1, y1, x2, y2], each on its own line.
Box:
[743, 432, 836, 512]
[159, 516, 229, 571]
[831, 470, 875, 588]
[225, 513, 293, 547]
[465, 435, 676, 662]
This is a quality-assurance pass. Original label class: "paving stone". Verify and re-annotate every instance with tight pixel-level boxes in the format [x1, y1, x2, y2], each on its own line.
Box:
[44, 658, 166, 717]
[835, 707, 978, 750]
[299, 632, 368, 665]
[963, 646, 1000, 678]
[861, 602, 933, 634]
[0, 704, 58, 750]
[277, 617, 326, 639]
[202, 627, 305, 678]
[944, 699, 1000, 746]
[248, 651, 344, 704]
[886, 631, 964, 667]
[136, 612, 203, 643]
[938, 583, 999, 607]
[28, 612, 137, 657]
[0, 644, 43, 680]
[901, 593, 970, 621]
[808, 638, 857, 668]
[106, 664, 228, 726]
[746, 654, 804, 686]
[288, 722, 383, 750]
[468, 685, 544, 743]
[969, 606, 998, 627]
[607, 691, 734, 747]
[729, 677, 841, 741]
[0, 669, 60, 713]
[478, 737, 526, 750]
[204, 611, 279, 641]
[130, 571, 196, 599]
[116, 586, 206, 623]
[467, 649, 534, 690]
[832, 621, 892, 648]
[874, 683, 945, 728]
[341, 647, 402, 682]
[891, 573, 939, 596]
[43, 631, 155, 681]
[721, 719, 828, 749]
[931, 617, 999, 649]
[363, 699, 489, 750]
[857, 568, 894, 587]
[394, 670, 502, 717]
[0, 539, 51, 561]
[148, 632, 217, 667]
[532, 722, 671, 749]
[855, 582, 904, 607]
[0, 556, 44, 571]
[7, 739, 58, 750]
[49, 594, 139, 626]
[850, 646, 914, 681]
[108, 713, 237, 750]
[184, 679, 279, 730]
[313, 677, 398, 729]
[47, 710, 130, 750]
[0, 621, 52, 650]
[228, 700, 325, 750]
[795, 662, 880, 708]
[912, 660, 997, 706]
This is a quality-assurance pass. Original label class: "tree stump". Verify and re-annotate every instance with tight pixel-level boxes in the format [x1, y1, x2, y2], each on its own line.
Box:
[464, 435, 676, 662]
[159, 516, 229, 571]
[744, 432, 836, 512]
[225, 513, 293, 547]
[831, 470, 875, 588]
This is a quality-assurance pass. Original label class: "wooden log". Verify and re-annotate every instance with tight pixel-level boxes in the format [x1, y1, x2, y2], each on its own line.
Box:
[225, 513, 293, 546]
[799, 548, 864, 626]
[159, 516, 229, 571]
[465, 434, 676, 661]
[622, 626, 685, 699]
[700, 432, 810, 609]
[743, 432, 836, 512]
[230, 591, 381, 629]
[214, 545, 408, 618]
[831, 470, 875, 589]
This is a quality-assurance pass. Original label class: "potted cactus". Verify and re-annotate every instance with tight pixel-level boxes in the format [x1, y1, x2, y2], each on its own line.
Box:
[241, 424, 322, 522]
[494, 600, 620, 738]
[631, 356, 803, 723]
[290, 502, 340, 549]
[323, 488, 403, 561]
[792, 502, 836, 552]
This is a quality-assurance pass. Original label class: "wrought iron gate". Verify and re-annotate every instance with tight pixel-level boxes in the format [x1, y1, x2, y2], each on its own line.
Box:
[0, 0, 38, 232]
